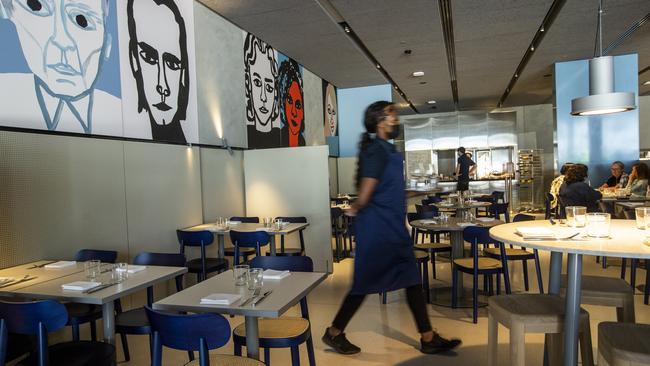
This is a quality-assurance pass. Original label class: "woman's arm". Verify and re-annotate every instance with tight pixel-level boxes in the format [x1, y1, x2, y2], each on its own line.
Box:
[345, 177, 379, 216]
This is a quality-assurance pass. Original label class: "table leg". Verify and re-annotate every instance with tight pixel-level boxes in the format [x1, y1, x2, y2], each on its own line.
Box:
[563, 253, 582, 366]
[450, 231, 464, 297]
[102, 301, 115, 345]
[270, 235, 277, 256]
[218, 234, 225, 259]
[548, 251, 563, 295]
[245, 316, 260, 359]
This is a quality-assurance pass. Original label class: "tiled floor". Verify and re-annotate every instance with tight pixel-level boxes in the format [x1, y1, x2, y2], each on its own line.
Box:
[120, 249, 649, 365]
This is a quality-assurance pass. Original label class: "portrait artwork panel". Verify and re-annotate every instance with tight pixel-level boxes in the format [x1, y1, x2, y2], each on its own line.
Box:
[118, 0, 198, 144]
[278, 56, 304, 148]
[0, 0, 123, 136]
[323, 80, 339, 156]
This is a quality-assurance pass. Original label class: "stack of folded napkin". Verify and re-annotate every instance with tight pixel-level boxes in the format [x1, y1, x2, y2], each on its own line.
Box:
[116, 265, 146, 274]
[45, 261, 76, 269]
[515, 227, 556, 239]
[61, 281, 101, 291]
[262, 269, 290, 280]
[200, 293, 242, 305]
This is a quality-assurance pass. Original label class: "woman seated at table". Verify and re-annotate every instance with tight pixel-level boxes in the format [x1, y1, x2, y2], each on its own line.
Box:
[624, 162, 649, 197]
[558, 164, 602, 215]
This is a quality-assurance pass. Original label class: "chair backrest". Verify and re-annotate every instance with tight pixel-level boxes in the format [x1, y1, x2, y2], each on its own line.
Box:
[0, 300, 68, 335]
[490, 202, 510, 222]
[544, 192, 553, 219]
[416, 210, 438, 220]
[275, 216, 307, 224]
[74, 249, 117, 263]
[133, 252, 187, 267]
[512, 213, 535, 222]
[462, 226, 494, 246]
[250, 256, 313, 272]
[421, 197, 441, 205]
[145, 307, 230, 365]
[230, 230, 270, 248]
[415, 204, 438, 215]
[176, 230, 214, 248]
[491, 191, 505, 202]
[230, 216, 259, 223]
[330, 207, 343, 219]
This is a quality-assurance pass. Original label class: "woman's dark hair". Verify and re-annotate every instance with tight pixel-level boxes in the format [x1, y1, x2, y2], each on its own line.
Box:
[355, 101, 395, 188]
[564, 164, 588, 184]
[632, 162, 650, 180]
[560, 162, 573, 175]
[278, 59, 304, 132]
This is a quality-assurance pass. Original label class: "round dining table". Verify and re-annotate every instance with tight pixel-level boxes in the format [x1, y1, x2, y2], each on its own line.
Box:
[434, 200, 491, 217]
[490, 219, 650, 366]
[411, 217, 503, 307]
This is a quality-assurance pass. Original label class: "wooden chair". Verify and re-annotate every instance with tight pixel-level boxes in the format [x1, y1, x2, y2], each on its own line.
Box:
[560, 275, 635, 323]
[598, 322, 650, 366]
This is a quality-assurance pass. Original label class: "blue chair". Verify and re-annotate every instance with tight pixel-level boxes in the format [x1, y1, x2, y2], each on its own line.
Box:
[452, 226, 507, 323]
[177, 230, 229, 282]
[115, 252, 187, 362]
[224, 217, 261, 262]
[233, 256, 316, 366]
[0, 300, 115, 365]
[415, 204, 439, 215]
[412, 210, 451, 281]
[490, 202, 511, 223]
[66, 249, 118, 342]
[230, 216, 260, 223]
[330, 207, 345, 262]
[274, 216, 307, 256]
[145, 307, 263, 366]
[485, 213, 544, 293]
[229, 231, 270, 265]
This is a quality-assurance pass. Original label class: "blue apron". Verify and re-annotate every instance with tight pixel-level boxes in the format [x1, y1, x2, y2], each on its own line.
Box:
[350, 150, 421, 295]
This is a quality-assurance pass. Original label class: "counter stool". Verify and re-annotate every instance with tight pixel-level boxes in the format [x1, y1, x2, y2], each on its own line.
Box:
[598, 322, 650, 366]
[560, 275, 635, 323]
[488, 294, 594, 366]
[381, 251, 431, 304]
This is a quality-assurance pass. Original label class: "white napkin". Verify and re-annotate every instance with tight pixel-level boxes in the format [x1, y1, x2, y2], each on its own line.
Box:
[200, 293, 242, 305]
[255, 227, 275, 232]
[457, 222, 477, 227]
[116, 265, 146, 274]
[419, 219, 437, 224]
[61, 281, 101, 291]
[44, 261, 76, 269]
[516, 227, 556, 239]
[476, 217, 495, 222]
[229, 221, 242, 225]
[263, 269, 290, 280]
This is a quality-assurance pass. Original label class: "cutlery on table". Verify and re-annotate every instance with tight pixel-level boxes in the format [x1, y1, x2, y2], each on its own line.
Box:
[240, 288, 261, 307]
[0, 275, 35, 289]
[525, 232, 580, 241]
[252, 290, 273, 306]
[84, 282, 118, 294]
[27, 261, 57, 269]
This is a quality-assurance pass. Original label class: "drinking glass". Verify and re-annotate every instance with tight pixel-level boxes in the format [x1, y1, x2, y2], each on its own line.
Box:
[115, 263, 129, 283]
[247, 268, 263, 291]
[84, 260, 101, 281]
[216, 217, 224, 228]
[565, 206, 587, 228]
[586, 213, 611, 238]
[635, 207, 650, 229]
[644, 214, 650, 245]
[233, 265, 249, 286]
[274, 218, 284, 231]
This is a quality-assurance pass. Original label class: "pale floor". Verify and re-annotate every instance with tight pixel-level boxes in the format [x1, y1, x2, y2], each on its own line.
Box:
[117, 249, 650, 366]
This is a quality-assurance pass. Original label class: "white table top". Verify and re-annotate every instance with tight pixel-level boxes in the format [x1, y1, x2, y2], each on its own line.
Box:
[489, 220, 650, 259]
[153, 270, 326, 317]
[184, 222, 308, 235]
[7, 265, 186, 305]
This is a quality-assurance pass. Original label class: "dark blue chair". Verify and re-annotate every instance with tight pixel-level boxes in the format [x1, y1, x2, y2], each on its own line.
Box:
[224, 217, 261, 262]
[452, 227, 507, 323]
[274, 216, 307, 256]
[229, 230, 270, 265]
[177, 230, 228, 282]
[233, 256, 316, 366]
[491, 191, 505, 202]
[0, 300, 115, 365]
[330, 207, 345, 262]
[421, 196, 442, 205]
[415, 204, 439, 215]
[490, 202, 511, 223]
[411, 210, 451, 281]
[115, 252, 187, 362]
[66, 249, 118, 342]
[145, 307, 263, 366]
[230, 216, 260, 223]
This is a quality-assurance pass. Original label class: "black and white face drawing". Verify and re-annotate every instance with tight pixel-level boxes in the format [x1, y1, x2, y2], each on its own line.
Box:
[323, 82, 338, 137]
[127, 0, 189, 143]
[244, 33, 278, 134]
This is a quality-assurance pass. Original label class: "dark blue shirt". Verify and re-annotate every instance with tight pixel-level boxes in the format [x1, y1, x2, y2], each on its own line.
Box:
[457, 154, 475, 181]
[360, 138, 395, 180]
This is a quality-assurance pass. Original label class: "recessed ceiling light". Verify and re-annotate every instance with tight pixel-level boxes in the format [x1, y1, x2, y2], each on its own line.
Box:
[530, 46, 535, 51]
[376, 64, 381, 69]
[644, 81, 650, 86]
[412, 71, 424, 77]
[427, 100, 436, 104]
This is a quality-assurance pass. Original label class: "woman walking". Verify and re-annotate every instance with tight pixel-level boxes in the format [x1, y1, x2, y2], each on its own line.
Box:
[322, 101, 461, 355]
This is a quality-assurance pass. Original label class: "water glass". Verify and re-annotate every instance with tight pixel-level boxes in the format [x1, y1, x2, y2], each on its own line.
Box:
[247, 268, 263, 291]
[635, 207, 650, 229]
[233, 265, 249, 286]
[274, 218, 284, 230]
[84, 260, 101, 280]
[115, 263, 129, 283]
[216, 217, 224, 228]
[565, 206, 587, 228]
[586, 213, 611, 238]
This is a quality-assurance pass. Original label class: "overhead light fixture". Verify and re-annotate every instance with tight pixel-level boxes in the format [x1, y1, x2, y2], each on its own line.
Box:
[412, 71, 424, 77]
[570, 0, 636, 116]
[427, 100, 436, 104]
[376, 64, 381, 69]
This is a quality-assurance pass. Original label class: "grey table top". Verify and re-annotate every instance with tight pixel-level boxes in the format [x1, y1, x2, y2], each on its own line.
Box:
[434, 201, 492, 210]
[153, 270, 327, 317]
[184, 222, 308, 235]
[0, 260, 87, 292]
[411, 218, 504, 232]
[7, 265, 186, 305]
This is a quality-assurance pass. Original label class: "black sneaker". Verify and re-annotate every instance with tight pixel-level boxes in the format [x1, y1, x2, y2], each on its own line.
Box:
[420, 333, 462, 354]
[322, 328, 361, 355]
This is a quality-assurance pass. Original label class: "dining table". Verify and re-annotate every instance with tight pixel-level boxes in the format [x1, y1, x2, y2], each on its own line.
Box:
[153, 269, 326, 360]
[183, 222, 309, 257]
[489, 219, 650, 366]
[0, 260, 186, 345]
[410, 217, 503, 307]
[434, 200, 492, 217]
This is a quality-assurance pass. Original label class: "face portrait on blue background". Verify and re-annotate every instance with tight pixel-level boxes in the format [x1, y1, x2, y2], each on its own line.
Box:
[2, 0, 110, 98]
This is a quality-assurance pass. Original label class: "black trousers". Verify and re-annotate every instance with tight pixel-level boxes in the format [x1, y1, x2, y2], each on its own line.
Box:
[332, 285, 432, 333]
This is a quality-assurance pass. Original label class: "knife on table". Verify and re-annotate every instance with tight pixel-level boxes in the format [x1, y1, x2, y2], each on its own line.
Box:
[27, 261, 57, 269]
[84, 282, 118, 294]
[0, 276, 36, 289]
[240, 288, 261, 307]
[252, 290, 273, 306]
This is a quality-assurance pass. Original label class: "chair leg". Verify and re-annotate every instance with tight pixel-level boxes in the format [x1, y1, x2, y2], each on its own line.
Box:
[290, 346, 300, 366]
[382, 292, 387, 304]
[602, 256, 607, 269]
[120, 332, 130, 361]
[71, 324, 80, 342]
[522, 260, 530, 291]
[234, 340, 243, 356]
[645, 259, 650, 305]
[488, 313, 498, 366]
[431, 252, 437, 279]
[90, 320, 97, 341]
[188, 351, 195, 362]
[423, 260, 430, 304]
[496, 274, 501, 295]
[533, 250, 544, 294]
[620, 258, 627, 280]
[306, 333, 316, 366]
[509, 323, 525, 366]
[473, 271, 479, 323]
[630, 259, 638, 289]
[264, 347, 271, 366]
[451, 268, 458, 309]
[579, 316, 595, 366]
[487, 275, 494, 296]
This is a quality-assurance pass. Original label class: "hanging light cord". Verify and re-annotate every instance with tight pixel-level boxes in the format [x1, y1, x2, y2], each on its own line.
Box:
[593, 0, 604, 58]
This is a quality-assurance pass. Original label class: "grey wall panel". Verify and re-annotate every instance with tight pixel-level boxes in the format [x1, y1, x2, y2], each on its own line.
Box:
[194, 2, 247, 148]
[640, 96, 650, 150]
[337, 157, 357, 195]
[123, 142, 203, 256]
[302, 68, 325, 147]
[200, 148, 246, 222]
[328, 157, 338, 196]
[0, 131, 128, 267]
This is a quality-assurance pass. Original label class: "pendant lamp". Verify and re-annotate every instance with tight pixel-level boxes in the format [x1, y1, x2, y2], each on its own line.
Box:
[570, 0, 636, 116]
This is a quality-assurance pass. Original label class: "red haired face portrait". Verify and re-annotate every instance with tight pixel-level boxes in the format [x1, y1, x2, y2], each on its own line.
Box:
[285, 80, 303, 138]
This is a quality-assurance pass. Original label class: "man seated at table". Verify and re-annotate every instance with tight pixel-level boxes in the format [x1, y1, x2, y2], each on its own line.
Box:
[599, 161, 628, 190]
[559, 164, 602, 217]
